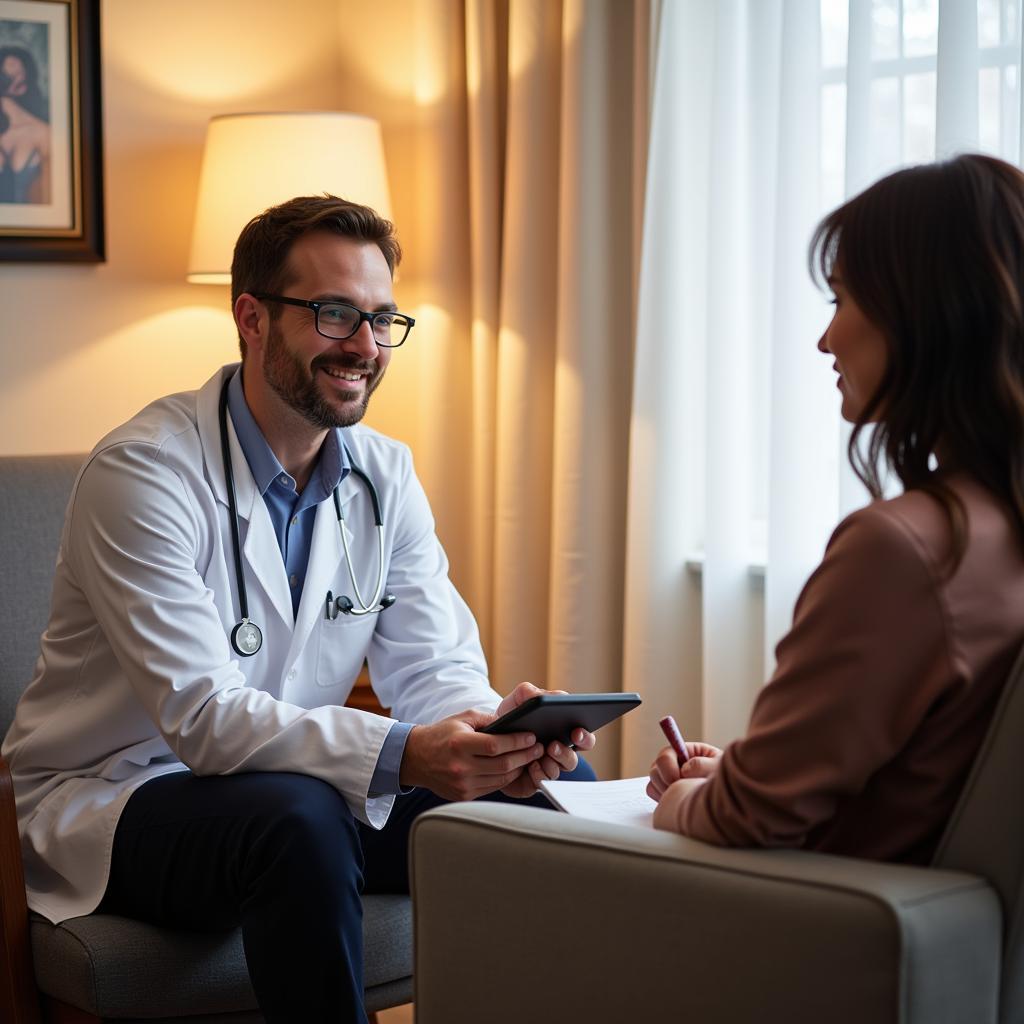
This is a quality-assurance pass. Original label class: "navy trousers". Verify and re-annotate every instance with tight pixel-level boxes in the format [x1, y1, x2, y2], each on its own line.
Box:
[99, 759, 596, 1023]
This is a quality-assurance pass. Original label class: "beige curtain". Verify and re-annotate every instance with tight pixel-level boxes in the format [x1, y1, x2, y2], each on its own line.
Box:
[400, 0, 652, 778]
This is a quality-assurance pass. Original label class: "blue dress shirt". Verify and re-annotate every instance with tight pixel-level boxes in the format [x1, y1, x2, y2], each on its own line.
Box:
[227, 369, 412, 796]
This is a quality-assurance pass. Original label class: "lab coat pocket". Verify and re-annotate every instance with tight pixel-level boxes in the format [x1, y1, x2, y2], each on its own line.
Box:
[315, 613, 376, 688]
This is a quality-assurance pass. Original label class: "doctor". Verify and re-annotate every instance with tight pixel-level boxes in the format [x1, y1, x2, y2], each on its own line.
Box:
[3, 195, 596, 1023]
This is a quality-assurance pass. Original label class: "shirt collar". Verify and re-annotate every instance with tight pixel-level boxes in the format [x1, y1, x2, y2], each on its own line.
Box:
[227, 367, 349, 500]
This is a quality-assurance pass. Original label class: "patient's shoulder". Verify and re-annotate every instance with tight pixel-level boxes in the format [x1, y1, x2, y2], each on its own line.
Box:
[832, 490, 942, 555]
[832, 478, 1016, 581]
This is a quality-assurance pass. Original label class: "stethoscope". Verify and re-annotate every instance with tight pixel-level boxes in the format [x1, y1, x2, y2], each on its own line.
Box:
[219, 378, 396, 658]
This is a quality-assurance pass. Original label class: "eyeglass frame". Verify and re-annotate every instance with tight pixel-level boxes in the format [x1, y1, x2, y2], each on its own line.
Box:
[253, 293, 416, 348]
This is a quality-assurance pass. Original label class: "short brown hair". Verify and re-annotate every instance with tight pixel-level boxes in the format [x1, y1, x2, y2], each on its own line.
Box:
[231, 195, 402, 358]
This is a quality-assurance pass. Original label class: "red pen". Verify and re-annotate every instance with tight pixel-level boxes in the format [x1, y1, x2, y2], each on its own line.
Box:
[659, 715, 691, 764]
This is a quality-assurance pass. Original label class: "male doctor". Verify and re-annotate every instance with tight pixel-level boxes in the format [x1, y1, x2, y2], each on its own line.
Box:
[3, 195, 596, 1023]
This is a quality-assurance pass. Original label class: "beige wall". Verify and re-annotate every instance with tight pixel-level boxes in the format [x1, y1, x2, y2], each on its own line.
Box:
[0, 0, 424, 457]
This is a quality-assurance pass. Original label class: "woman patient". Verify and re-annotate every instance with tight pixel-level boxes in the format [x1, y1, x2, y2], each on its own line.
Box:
[648, 153, 1024, 864]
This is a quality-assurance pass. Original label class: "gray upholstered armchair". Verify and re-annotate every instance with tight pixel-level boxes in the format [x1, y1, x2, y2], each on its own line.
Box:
[410, 647, 1024, 1024]
[0, 454, 412, 1023]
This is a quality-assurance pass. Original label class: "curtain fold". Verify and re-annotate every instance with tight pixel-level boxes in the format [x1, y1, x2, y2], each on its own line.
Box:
[701, 0, 761, 746]
[936, 0, 979, 154]
[491, 0, 563, 695]
[406, 0, 651, 779]
[408, 0, 475, 599]
[765, 0, 836, 676]
[463, 0, 507, 658]
[621, 0, 713, 774]
[546, 0, 639, 774]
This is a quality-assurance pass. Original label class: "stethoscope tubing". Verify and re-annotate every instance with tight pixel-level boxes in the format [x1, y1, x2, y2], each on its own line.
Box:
[332, 476, 385, 612]
[219, 380, 254, 627]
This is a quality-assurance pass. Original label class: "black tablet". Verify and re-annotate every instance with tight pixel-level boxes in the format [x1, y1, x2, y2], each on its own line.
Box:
[479, 693, 642, 745]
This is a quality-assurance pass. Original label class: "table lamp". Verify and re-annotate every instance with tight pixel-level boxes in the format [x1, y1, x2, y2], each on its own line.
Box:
[186, 111, 392, 284]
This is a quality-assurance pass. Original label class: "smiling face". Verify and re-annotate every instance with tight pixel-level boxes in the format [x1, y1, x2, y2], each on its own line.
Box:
[256, 230, 394, 430]
[817, 272, 890, 423]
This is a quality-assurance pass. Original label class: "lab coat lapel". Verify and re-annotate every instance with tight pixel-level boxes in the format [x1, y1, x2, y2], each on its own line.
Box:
[241, 484, 295, 630]
[196, 365, 235, 510]
[197, 365, 293, 630]
[287, 472, 361, 665]
[216, 380, 295, 633]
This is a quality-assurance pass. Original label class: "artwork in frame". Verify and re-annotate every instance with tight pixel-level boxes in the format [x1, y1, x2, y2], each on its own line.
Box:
[0, 0, 102, 262]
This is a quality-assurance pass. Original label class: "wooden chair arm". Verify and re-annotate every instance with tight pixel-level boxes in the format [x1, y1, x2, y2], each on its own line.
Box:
[0, 756, 40, 1023]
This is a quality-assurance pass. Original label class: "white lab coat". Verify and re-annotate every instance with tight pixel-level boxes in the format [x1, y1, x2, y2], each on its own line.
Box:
[2, 365, 501, 924]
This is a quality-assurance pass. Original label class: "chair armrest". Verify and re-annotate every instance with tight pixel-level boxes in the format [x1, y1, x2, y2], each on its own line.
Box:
[0, 757, 40, 1024]
[410, 803, 1001, 1024]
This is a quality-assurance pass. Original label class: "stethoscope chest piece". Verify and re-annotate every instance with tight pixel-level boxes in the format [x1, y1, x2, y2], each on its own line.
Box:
[231, 619, 263, 657]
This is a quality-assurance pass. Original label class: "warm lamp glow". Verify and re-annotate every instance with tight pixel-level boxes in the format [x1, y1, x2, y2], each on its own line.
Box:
[187, 112, 393, 284]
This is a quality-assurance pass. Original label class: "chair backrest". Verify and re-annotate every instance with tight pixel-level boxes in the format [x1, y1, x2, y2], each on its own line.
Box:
[933, 642, 1024, 1024]
[0, 455, 84, 738]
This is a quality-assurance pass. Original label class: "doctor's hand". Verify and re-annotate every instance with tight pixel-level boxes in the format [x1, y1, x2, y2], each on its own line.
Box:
[646, 741, 722, 802]
[400, 710, 543, 802]
[494, 682, 597, 799]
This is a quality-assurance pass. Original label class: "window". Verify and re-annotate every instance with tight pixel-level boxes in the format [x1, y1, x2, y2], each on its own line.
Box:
[821, 0, 1021, 212]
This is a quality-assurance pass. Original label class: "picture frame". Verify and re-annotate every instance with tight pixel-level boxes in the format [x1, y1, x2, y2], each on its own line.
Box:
[0, 0, 103, 262]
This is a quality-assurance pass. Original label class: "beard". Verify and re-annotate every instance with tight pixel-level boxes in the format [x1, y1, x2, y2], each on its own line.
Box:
[262, 323, 384, 430]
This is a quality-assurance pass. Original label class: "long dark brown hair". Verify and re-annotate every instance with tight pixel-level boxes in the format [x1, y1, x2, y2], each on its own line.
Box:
[810, 153, 1024, 570]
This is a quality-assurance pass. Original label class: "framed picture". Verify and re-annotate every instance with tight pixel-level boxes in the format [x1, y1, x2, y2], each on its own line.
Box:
[0, 0, 102, 262]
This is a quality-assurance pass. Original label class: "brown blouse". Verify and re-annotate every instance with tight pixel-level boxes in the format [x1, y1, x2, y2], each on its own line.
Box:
[676, 477, 1024, 863]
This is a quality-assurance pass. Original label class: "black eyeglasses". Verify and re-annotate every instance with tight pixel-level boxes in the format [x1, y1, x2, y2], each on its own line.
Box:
[254, 294, 416, 348]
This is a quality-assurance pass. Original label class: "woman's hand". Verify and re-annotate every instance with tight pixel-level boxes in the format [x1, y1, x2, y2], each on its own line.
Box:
[647, 741, 722, 802]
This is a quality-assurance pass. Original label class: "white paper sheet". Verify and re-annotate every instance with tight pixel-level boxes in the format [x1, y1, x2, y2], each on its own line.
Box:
[539, 776, 657, 829]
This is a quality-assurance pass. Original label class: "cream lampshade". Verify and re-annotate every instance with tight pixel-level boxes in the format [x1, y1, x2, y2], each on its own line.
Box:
[186, 112, 392, 284]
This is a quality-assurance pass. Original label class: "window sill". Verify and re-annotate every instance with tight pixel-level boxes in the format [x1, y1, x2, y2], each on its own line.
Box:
[685, 552, 766, 584]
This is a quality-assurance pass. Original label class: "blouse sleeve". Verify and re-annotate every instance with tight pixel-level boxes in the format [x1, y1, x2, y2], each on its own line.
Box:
[675, 504, 954, 847]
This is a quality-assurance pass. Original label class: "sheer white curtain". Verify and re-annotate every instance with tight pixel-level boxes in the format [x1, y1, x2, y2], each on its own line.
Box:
[620, 0, 1023, 777]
